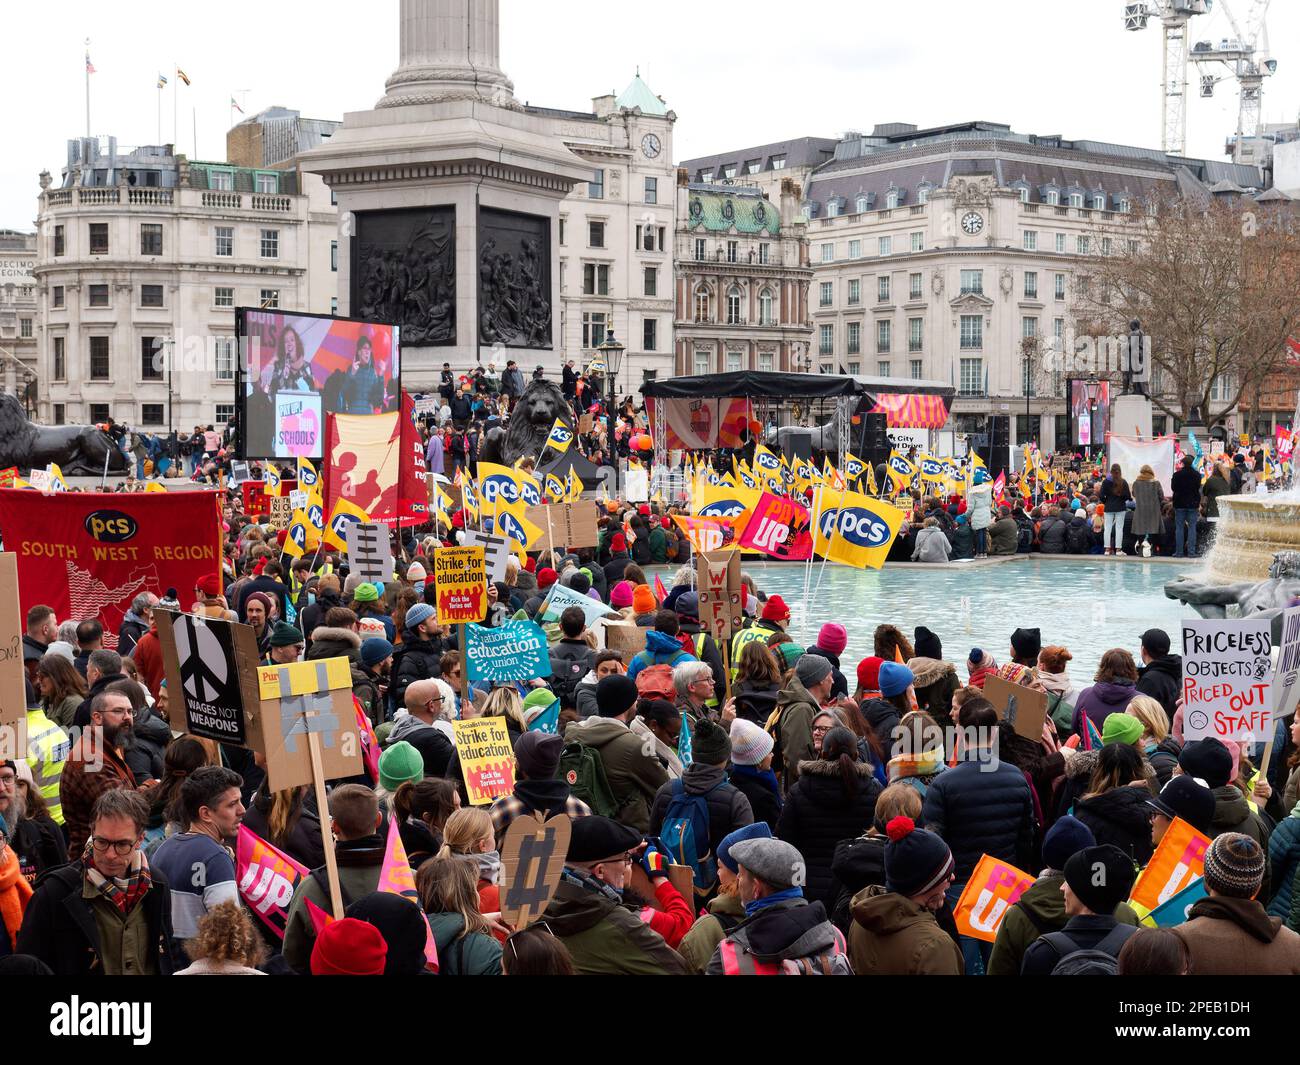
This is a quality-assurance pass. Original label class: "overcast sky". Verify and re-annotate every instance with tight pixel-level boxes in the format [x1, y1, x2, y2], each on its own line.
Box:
[2, 0, 1297, 230]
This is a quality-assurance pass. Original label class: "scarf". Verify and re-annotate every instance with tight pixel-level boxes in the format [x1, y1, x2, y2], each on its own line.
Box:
[474, 850, 502, 886]
[0, 842, 33, 949]
[83, 840, 152, 916]
[729, 764, 784, 809]
[743, 885, 804, 917]
[1037, 668, 1073, 697]
[562, 866, 624, 907]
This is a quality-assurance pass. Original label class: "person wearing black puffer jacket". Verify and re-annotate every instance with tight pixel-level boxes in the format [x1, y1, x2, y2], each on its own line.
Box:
[1135, 628, 1181, 722]
[1072, 744, 1156, 866]
[777, 727, 882, 912]
[921, 697, 1035, 974]
[802, 623, 850, 701]
[390, 604, 453, 711]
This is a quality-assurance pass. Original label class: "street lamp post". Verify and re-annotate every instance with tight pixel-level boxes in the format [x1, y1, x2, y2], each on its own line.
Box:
[1084, 373, 1101, 455]
[596, 330, 625, 497]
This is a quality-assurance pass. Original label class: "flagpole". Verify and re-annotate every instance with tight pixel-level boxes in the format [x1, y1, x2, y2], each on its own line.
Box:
[84, 38, 91, 138]
[173, 63, 178, 149]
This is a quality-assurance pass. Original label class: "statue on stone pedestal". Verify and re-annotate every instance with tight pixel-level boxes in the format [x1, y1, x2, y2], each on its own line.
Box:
[1165, 551, 1300, 644]
[0, 394, 129, 477]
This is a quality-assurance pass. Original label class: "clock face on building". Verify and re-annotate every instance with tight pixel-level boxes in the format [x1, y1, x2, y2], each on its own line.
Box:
[641, 133, 662, 159]
[961, 211, 984, 235]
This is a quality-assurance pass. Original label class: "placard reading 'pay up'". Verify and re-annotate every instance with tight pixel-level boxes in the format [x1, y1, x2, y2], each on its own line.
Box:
[1181, 617, 1273, 744]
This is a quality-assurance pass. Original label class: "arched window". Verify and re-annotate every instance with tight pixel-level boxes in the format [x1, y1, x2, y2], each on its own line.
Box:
[1018, 186, 1030, 203]
[694, 287, 711, 323]
[759, 288, 774, 326]
[1045, 189, 1060, 206]
[856, 195, 870, 214]
[886, 188, 899, 210]
[827, 199, 840, 217]
[726, 286, 743, 325]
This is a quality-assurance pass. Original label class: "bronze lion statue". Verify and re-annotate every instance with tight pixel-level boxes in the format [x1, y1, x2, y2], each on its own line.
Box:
[479, 379, 574, 468]
[0, 394, 130, 477]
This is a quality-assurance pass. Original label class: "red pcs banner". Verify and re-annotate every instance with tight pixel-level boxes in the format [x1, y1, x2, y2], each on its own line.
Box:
[399, 392, 429, 527]
[0, 489, 222, 650]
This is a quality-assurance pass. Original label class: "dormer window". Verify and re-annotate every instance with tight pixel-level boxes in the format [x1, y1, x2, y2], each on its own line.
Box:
[1045, 189, 1060, 206]
[886, 188, 899, 210]
[1069, 192, 1084, 208]
[1092, 193, 1106, 210]
[856, 195, 870, 214]
[1019, 186, 1030, 203]
[827, 199, 840, 218]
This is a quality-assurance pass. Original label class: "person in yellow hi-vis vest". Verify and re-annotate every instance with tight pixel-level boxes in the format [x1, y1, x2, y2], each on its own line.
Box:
[730, 596, 791, 682]
[24, 704, 72, 826]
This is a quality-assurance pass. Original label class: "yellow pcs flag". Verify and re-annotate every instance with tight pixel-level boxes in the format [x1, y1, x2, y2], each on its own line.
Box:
[813, 489, 906, 571]
[918, 455, 945, 485]
[282, 510, 310, 560]
[863, 462, 879, 496]
[491, 500, 543, 552]
[296, 457, 320, 492]
[752, 444, 783, 483]
[264, 467, 282, 496]
[322, 498, 371, 552]
[544, 470, 566, 501]
[842, 453, 866, 486]
[886, 451, 917, 492]
[565, 468, 584, 502]
[544, 418, 574, 455]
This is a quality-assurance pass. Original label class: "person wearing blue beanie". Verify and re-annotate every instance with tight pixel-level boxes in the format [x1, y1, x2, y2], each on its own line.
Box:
[878, 661, 914, 700]
[986, 815, 1117, 975]
[676, 822, 773, 972]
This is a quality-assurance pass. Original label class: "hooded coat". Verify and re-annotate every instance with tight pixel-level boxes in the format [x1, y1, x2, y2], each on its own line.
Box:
[627, 629, 696, 682]
[387, 713, 455, 778]
[563, 716, 669, 833]
[773, 676, 822, 789]
[542, 875, 688, 975]
[1267, 808, 1300, 920]
[1136, 655, 1182, 720]
[1210, 785, 1273, 898]
[424, 912, 503, 975]
[777, 759, 882, 910]
[1174, 896, 1300, 975]
[1074, 785, 1155, 865]
[848, 885, 963, 975]
[732, 678, 780, 726]
[921, 755, 1036, 883]
[704, 897, 852, 975]
[1038, 515, 1068, 553]
[1132, 478, 1164, 536]
[649, 763, 753, 856]
[1072, 679, 1138, 735]
[908, 658, 960, 727]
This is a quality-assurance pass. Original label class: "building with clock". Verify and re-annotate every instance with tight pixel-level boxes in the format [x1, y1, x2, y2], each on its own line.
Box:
[529, 75, 678, 396]
[672, 175, 814, 382]
[799, 120, 1266, 448]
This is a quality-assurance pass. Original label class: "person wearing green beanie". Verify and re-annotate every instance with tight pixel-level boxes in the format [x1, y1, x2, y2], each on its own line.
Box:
[521, 688, 559, 730]
[353, 583, 380, 604]
[378, 740, 425, 794]
[1101, 712, 1144, 748]
[349, 581, 396, 642]
[266, 621, 305, 665]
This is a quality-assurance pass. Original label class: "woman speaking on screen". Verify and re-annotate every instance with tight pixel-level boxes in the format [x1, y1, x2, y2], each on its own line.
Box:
[337, 335, 385, 415]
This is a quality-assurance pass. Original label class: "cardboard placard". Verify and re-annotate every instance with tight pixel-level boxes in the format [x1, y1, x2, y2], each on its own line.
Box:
[697, 550, 742, 644]
[289, 489, 309, 511]
[602, 620, 648, 664]
[499, 813, 572, 930]
[251, 657, 364, 793]
[1130, 817, 1210, 912]
[1182, 617, 1273, 743]
[453, 717, 516, 805]
[952, 854, 1035, 943]
[462, 530, 513, 584]
[523, 503, 600, 551]
[982, 674, 1050, 742]
[269, 495, 293, 530]
[465, 622, 552, 684]
[627, 862, 697, 915]
[346, 521, 395, 584]
[578, 414, 594, 435]
[155, 610, 263, 746]
[434, 546, 486, 625]
[0, 554, 24, 730]
[1273, 605, 1300, 727]
[230, 461, 251, 485]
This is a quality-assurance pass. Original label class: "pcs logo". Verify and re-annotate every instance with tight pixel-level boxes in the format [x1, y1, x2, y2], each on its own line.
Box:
[520, 480, 541, 507]
[85, 510, 138, 543]
[331, 514, 359, 538]
[495, 511, 527, 544]
[549, 425, 573, 445]
[819, 507, 890, 548]
[479, 474, 520, 506]
[921, 459, 943, 478]
[755, 452, 779, 471]
[699, 501, 745, 520]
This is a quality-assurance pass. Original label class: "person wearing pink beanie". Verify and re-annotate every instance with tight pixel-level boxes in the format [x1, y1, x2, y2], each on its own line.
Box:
[610, 580, 635, 610]
[805, 623, 849, 699]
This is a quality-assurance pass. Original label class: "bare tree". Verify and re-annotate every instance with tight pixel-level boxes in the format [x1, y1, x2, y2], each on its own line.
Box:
[1075, 195, 1300, 426]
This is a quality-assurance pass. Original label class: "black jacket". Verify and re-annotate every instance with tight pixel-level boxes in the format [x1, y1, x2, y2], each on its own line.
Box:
[115, 618, 147, 657]
[237, 575, 290, 622]
[16, 861, 176, 976]
[922, 756, 1036, 883]
[1020, 914, 1137, 975]
[1136, 654, 1182, 721]
[386, 716, 455, 778]
[733, 679, 780, 726]
[1100, 477, 1131, 514]
[603, 554, 634, 586]
[1074, 785, 1155, 866]
[73, 671, 130, 729]
[122, 707, 170, 783]
[728, 765, 783, 832]
[1065, 515, 1090, 554]
[1039, 516, 1068, 554]
[391, 634, 448, 709]
[649, 763, 754, 856]
[300, 591, 344, 644]
[1147, 737, 1182, 789]
[9, 815, 65, 886]
[241, 787, 326, 872]
[860, 698, 902, 759]
[777, 759, 882, 910]
[1170, 465, 1202, 511]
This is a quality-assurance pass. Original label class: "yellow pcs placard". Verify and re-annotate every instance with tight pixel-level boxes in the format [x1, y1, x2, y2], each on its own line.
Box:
[257, 657, 353, 701]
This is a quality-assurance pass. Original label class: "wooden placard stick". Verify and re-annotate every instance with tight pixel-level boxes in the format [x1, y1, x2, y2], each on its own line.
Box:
[306, 723, 344, 919]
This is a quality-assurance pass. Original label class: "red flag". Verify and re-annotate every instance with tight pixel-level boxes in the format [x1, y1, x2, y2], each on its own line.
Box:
[355, 698, 380, 784]
[379, 818, 439, 972]
[993, 471, 1007, 508]
[654, 574, 668, 603]
[399, 391, 430, 528]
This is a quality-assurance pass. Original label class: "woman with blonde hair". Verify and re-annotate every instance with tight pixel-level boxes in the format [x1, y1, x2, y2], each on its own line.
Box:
[175, 901, 267, 975]
[1131, 464, 1165, 554]
[416, 854, 503, 975]
[1126, 694, 1181, 787]
[436, 806, 502, 935]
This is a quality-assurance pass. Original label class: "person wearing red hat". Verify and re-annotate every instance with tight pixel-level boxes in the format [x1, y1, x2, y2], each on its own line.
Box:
[603, 533, 633, 586]
[536, 567, 559, 591]
[310, 917, 388, 976]
[855, 656, 885, 702]
[730, 594, 790, 682]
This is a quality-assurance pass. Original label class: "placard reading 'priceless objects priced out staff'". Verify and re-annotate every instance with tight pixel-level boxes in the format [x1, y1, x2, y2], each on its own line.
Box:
[1181, 617, 1273, 743]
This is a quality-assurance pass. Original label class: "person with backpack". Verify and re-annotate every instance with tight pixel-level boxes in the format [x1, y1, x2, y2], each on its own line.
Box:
[281, 785, 386, 974]
[540, 815, 688, 975]
[678, 822, 772, 972]
[705, 836, 852, 974]
[847, 814, 962, 975]
[627, 612, 697, 685]
[548, 606, 595, 714]
[777, 727, 882, 912]
[562, 675, 669, 833]
[1019, 844, 1139, 975]
[489, 732, 592, 846]
[649, 718, 753, 903]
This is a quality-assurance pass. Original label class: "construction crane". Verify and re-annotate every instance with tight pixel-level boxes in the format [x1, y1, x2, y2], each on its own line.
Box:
[1191, 0, 1277, 157]
[1123, 1, 1212, 156]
